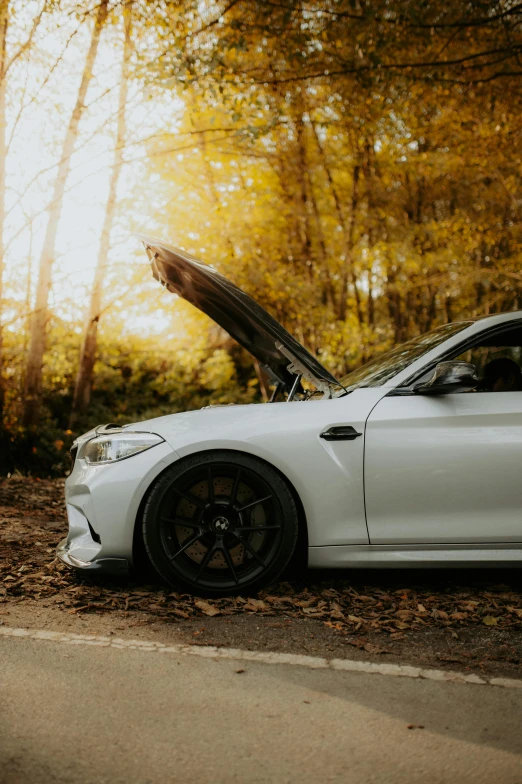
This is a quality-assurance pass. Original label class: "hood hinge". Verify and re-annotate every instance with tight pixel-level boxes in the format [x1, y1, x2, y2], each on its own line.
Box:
[275, 342, 332, 398]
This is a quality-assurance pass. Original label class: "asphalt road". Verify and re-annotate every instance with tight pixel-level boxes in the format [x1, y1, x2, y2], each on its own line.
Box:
[1, 634, 522, 784]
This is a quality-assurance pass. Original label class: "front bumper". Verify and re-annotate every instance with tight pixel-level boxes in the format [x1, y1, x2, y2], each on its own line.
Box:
[60, 438, 177, 574]
[56, 537, 129, 576]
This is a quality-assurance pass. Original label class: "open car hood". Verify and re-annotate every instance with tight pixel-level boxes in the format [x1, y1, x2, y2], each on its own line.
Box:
[137, 234, 340, 393]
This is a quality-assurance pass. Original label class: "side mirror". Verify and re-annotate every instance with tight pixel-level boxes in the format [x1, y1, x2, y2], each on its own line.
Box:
[414, 361, 479, 396]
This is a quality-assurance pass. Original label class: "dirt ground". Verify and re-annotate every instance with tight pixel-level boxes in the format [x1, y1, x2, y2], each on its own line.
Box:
[1, 476, 522, 678]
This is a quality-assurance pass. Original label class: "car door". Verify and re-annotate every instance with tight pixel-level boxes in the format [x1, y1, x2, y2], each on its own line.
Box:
[364, 323, 522, 545]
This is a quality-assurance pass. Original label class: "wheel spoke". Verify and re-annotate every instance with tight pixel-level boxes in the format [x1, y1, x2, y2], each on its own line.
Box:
[232, 532, 267, 568]
[230, 468, 241, 505]
[172, 488, 206, 509]
[159, 461, 282, 587]
[161, 516, 202, 529]
[194, 540, 218, 582]
[207, 467, 214, 504]
[221, 543, 239, 585]
[169, 531, 205, 561]
[236, 494, 272, 512]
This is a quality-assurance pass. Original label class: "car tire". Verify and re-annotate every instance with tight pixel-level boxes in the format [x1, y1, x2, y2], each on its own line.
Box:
[142, 450, 299, 597]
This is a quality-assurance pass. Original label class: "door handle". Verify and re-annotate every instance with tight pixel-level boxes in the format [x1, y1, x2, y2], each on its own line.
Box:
[320, 425, 362, 441]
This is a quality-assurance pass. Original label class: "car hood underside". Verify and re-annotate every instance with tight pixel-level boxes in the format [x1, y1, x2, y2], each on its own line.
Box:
[137, 233, 339, 393]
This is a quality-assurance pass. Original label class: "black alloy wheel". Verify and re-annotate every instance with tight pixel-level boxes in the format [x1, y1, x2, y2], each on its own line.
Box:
[142, 451, 299, 596]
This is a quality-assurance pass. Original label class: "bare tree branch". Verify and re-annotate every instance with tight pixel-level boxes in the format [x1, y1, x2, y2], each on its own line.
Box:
[4, 1, 46, 76]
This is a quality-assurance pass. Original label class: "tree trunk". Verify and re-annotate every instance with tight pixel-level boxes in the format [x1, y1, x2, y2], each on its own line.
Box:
[70, 4, 131, 426]
[0, 1, 8, 425]
[338, 164, 361, 323]
[363, 137, 375, 329]
[273, 153, 300, 275]
[195, 108, 236, 260]
[253, 359, 269, 402]
[294, 113, 314, 282]
[23, 0, 109, 427]
[310, 122, 362, 325]
[302, 136, 337, 310]
[24, 221, 33, 356]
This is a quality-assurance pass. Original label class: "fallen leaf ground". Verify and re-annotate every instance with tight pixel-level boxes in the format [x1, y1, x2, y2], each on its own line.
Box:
[1, 476, 521, 677]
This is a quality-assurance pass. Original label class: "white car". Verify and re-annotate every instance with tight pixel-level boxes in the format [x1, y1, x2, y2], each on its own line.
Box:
[58, 235, 522, 595]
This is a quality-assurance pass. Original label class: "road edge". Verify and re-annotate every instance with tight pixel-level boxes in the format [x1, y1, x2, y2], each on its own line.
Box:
[1, 624, 522, 689]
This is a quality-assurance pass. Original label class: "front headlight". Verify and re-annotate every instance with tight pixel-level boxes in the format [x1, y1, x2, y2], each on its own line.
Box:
[79, 432, 164, 465]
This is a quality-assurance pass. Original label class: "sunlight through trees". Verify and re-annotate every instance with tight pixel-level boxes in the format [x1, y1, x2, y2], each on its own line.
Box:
[0, 0, 521, 472]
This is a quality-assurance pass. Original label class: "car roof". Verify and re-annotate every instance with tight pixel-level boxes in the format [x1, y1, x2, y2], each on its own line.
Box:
[471, 310, 522, 325]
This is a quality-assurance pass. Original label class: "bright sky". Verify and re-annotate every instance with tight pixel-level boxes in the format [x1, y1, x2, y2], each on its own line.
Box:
[5, 2, 185, 336]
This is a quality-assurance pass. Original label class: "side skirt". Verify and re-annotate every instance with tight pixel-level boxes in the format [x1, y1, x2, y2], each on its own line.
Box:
[308, 543, 522, 569]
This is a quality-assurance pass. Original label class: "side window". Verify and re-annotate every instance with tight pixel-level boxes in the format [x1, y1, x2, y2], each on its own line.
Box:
[452, 325, 522, 392]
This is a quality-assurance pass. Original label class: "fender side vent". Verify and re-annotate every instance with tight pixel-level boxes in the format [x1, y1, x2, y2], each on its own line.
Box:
[88, 521, 101, 544]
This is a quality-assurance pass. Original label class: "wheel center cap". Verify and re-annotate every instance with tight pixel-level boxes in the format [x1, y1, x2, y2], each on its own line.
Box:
[212, 515, 230, 532]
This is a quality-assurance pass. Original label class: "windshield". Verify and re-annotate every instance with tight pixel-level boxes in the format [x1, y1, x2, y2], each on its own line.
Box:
[336, 322, 472, 393]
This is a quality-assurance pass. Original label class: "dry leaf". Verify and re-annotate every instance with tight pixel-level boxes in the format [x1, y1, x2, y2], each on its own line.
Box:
[194, 599, 221, 617]
[170, 608, 190, 619]
[364, 642, 386, 655]
[245, 598, 268, 611]
[2, 475, 522, 642]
